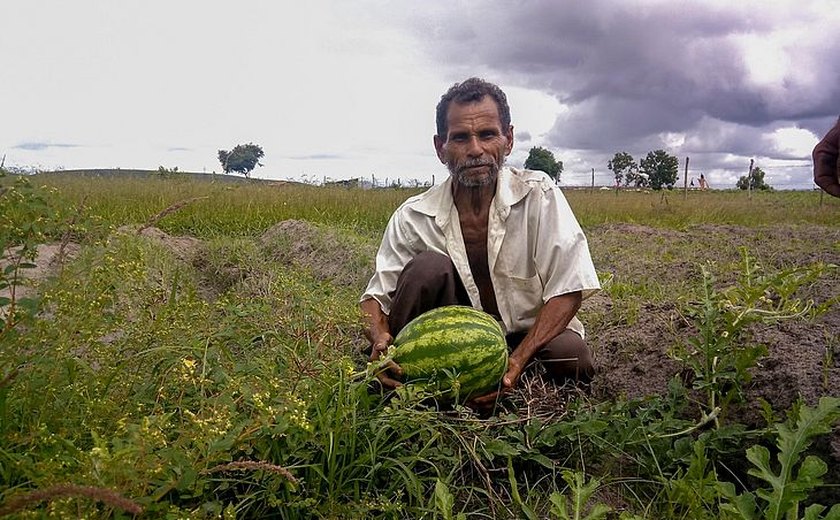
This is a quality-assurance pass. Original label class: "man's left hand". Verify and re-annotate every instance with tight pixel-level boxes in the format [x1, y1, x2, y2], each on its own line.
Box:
[467, 357, 524, 411]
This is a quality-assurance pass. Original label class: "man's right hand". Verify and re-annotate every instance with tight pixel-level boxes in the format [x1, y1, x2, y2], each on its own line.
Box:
[369, 333, 404, 389]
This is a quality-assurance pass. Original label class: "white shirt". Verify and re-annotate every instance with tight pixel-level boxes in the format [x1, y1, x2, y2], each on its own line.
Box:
[361, 167, 600, 338]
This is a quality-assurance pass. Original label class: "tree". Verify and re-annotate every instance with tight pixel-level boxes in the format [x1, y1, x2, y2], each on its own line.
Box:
[607, 152, 638, 187]
[640, 149, 679, 190]
[736, 166, 772, 191]
[218, 143, 264, 178]
[524, 146, 563, 181]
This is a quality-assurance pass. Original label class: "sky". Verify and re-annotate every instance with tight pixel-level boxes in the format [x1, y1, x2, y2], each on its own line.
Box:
[2, 1, 839, 189]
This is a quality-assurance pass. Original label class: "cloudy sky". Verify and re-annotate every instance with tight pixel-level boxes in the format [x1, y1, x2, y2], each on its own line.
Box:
[3, 1, 838, 189]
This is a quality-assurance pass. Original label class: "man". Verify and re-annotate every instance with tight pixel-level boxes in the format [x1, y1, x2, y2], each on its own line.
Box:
[360, 78, 600, 406]
[813, 116, 840, 198]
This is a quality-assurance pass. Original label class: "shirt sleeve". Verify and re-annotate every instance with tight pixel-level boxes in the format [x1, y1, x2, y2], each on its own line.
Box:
[534, 184, 601, 303]
[360, 208, 418, 314]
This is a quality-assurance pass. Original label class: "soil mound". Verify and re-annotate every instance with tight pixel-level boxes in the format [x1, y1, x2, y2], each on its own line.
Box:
[259, 219, 375, 289]
[121, 225, 203, 263]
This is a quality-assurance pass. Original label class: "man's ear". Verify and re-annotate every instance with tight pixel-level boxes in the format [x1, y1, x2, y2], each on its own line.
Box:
[433, 134, 446, 164]
[505, 125, 514, 156]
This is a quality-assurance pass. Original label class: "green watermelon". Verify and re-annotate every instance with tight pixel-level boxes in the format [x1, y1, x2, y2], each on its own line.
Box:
[391, 305, 508, 402]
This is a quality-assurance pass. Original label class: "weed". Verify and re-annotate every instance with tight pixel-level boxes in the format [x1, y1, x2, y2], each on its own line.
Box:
[549, 470, 612, 520]
[719, 397, 840, 520]
[671, 248, 836, 425]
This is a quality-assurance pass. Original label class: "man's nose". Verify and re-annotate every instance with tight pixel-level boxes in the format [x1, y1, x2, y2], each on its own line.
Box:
[466, 135, 483, 156]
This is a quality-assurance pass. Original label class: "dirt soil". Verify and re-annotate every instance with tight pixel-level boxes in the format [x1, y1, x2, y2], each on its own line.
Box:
[584, 223, 839, 411]
[0, 242, 81, 304]
[582, 223, 840, 485]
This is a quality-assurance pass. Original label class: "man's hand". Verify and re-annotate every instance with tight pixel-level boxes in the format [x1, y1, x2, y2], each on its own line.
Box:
[369, 332, 403, 389]
[467, 356, 524, 411]
[501, 355, 525, 389]
[361, 298, 403, 389]
[467, 292, 581, 414]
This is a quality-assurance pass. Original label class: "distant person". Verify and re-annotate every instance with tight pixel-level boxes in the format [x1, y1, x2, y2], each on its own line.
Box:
[698, 173, 708, 190]
[360, 78, 600, 408]
[813, 116, 840, 198]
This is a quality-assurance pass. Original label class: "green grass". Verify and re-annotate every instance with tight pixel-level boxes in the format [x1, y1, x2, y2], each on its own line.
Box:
[567, 188, 840, 229]
[1, 172, 838, 518]
[17, 173, 840, 240]
[28, 173, 423, 238]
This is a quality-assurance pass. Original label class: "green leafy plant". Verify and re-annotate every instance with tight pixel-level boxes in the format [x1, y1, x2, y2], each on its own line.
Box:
[433, 478, 466, 520]
[0, 175, 56, 335]
[672, 248, 836, 425]
[719, 397, 840, 520]
[549, 470, 612, 520]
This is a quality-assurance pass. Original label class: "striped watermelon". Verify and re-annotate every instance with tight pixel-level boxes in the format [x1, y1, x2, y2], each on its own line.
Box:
[391, 305, 508, 402]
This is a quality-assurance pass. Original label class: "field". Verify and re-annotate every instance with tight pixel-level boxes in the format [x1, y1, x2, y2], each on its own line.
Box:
[1, 172, 839, 518]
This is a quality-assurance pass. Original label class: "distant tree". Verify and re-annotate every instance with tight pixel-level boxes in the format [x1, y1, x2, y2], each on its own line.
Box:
[218, 143, 264, 178]
[736, 166, 772, 191]
[640, 149, 679, 190]
[156, 165, 179, 176]
[524, 146, 563, 181]
[607, 152, 638, 187]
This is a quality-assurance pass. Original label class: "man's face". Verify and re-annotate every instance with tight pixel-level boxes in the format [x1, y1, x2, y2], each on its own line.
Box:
[434, 96, 514, 187]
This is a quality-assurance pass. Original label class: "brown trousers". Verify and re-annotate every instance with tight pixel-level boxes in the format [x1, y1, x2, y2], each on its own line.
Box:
[388, 251, 594, 383]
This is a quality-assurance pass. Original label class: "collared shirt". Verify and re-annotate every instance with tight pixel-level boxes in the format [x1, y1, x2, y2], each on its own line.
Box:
[361, 167, 601, 338]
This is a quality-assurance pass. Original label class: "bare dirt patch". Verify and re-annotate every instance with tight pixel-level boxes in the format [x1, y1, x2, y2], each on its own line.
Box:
[583, 222, 840, 480]
[0, 242, 81, 304]
[586, 223, 839, 401]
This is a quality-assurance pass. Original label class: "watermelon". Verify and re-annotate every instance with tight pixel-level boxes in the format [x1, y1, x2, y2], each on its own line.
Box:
[391, 305, 508, 402]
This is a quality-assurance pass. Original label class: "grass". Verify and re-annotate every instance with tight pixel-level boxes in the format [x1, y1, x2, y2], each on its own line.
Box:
[567, 188, 840, 229]
[1, 171, 838, 518]
[15, 173, 840, 239]
[27, 173, 423, 238]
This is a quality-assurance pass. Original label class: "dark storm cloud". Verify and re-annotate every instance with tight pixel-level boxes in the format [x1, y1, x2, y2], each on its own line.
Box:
[401, 0, 840, 176]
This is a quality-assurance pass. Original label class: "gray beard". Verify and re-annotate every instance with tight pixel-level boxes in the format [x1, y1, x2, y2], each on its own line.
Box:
[449, 157, 504, 187]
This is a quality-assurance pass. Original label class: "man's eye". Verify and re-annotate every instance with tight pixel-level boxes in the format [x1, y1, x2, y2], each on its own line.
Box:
[480, 131, 498, 139]
[451, 135, 468, 142]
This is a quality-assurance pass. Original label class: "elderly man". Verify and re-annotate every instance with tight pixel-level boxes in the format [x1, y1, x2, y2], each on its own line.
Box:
[813, 116, 840, 198]
[360, 78, 600, 405]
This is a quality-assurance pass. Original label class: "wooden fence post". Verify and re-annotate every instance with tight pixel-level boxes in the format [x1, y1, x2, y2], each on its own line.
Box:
[683, 156, 689, 199]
